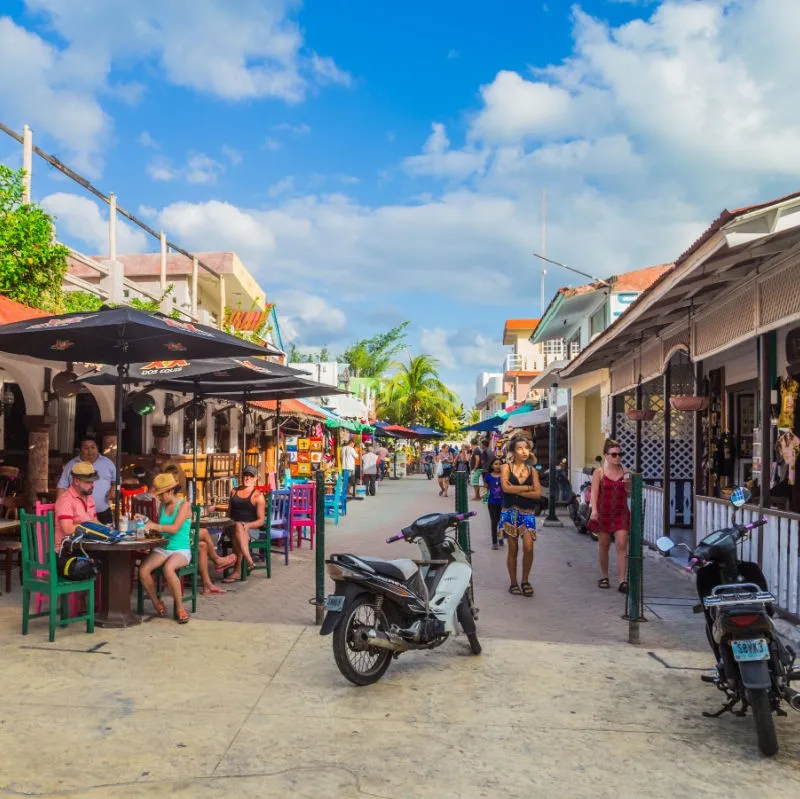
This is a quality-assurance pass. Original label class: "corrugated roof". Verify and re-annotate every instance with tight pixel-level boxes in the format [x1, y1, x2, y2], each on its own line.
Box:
[0, 296, 48, 324]
[225, 309, 270, 332]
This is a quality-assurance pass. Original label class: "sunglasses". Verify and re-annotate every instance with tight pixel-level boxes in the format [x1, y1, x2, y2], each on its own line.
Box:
[607, 451, 623, 458]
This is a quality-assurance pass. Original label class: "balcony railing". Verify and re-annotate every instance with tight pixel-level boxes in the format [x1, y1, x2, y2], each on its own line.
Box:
[505, 353, 541, 373]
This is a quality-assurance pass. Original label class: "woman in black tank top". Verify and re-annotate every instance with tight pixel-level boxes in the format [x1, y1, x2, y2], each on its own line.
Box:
[224, 468, 266, 582]
[499, 436, 541, 597]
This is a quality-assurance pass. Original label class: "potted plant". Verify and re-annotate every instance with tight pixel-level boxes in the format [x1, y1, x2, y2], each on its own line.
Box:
[670, 395, 709, 412]
[626, 408, 656, 422]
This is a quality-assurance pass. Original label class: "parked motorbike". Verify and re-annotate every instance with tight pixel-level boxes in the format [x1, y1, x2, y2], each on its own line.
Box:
[321, 510, 480, 685]
[573, 477, 593, 535]
[536, 464, 579, 521]
[423, 458, 434, 480]
[657, 488, 800, 757]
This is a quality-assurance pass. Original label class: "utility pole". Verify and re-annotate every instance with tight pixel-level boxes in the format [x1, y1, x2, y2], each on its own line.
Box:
[540, 189, 547, 316]
[542, 381, 563, 527]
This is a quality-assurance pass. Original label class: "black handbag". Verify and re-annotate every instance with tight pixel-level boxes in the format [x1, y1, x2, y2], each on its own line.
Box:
[57, 538, 101, 581]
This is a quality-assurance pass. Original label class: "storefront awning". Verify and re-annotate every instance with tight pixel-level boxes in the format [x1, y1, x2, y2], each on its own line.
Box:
[501, 406, 567, 431]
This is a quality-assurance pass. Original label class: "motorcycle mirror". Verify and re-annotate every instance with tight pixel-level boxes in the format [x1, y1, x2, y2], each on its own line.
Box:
[730, 487, 752, 508]
[655, 536, 676, 555]
[535, 464, 542, 471]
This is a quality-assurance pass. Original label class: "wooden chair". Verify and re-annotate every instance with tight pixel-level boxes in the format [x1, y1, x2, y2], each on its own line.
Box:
[19, 510, 95, 642]
[324, 474, 344, 525]
[120, 486, 146, 516]
[245, 489, 290, 578]
[131, 496, 158, 521]
[136, 504, 201, 619]
[289, 483, 316, 549]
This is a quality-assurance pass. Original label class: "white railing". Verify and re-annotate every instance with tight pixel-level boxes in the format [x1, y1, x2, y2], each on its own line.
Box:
[643, 485, 664, 546]
[695, 495, 800, 619]
[504, 353, 541, 373]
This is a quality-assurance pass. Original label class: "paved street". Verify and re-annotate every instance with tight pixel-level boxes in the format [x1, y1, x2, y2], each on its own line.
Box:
[1, 476, 800, 798]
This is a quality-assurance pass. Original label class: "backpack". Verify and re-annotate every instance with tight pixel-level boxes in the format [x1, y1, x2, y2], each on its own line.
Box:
[57, 537, 101, 581]
[73, 520, 127, 544]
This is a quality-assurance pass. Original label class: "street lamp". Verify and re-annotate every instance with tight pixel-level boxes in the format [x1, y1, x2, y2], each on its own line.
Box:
[546, 381, 560, 524]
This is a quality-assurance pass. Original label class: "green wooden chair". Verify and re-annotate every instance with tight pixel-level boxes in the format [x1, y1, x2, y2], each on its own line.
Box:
[136, 504, 201, 619]
[19, 510, 95, 642]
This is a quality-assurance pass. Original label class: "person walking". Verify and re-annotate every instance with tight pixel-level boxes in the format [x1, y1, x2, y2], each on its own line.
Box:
[483, 456, 505, 550]
[341, 439, 357, 498]
[376, 443, 389, 481]
[469, 443, 484, 500]
[361, 444, 379, 496]
[454, 445, 471, 487]
[436, 447, 453, 498]
[589, 438, 631, 593]
[500, 436, 541, 597]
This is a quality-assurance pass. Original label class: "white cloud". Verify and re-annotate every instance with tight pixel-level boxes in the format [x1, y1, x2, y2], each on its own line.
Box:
[273, 289, 348, 345]
[273, 122, 311, 135]
[42, 192, 149, 253]
[420, 328, 506, 371]
[267, 176, 296, 198]
[263, 137, 282, 152]
[309, 52, 352, 87]
[0, 17, 109, 175]
[146, 152, 224, 184]
[138, 131, 158, 148]
[403, 123, 488, 180]
[221, 145, 243, 166]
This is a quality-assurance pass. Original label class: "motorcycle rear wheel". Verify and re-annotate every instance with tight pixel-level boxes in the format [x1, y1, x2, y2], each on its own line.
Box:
[333, 596, 393, 686]
[748, 688, 778, 757]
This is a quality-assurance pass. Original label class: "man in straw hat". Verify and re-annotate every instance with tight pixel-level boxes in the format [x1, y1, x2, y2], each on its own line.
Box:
[53, 460, 100, 548]
[137, 473, 193, 623]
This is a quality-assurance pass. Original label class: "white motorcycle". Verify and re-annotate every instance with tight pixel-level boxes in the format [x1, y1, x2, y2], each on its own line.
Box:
[320, 511, 480, 685]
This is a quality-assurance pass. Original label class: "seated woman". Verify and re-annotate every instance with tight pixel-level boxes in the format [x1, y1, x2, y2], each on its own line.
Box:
[138, 473, 194, 623]
[224, 465, 266, 582]
[197, 529, 236, 595]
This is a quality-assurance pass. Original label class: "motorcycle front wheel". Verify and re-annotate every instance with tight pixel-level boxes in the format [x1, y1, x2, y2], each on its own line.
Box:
[333, 596, 393, 686]
[748, 688, 778, 757]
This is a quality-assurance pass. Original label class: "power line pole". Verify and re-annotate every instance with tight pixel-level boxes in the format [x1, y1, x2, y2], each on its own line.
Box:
[540, 189, 547, 316]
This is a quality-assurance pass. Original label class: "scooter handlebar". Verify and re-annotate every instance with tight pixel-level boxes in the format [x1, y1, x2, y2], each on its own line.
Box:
[385, 533, 405, 544]
[452, 511, 477, 524]
[742, 517, 768, 532]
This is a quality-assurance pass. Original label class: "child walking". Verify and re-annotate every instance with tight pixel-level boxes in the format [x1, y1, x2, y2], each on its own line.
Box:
[483, 457, 505, 550]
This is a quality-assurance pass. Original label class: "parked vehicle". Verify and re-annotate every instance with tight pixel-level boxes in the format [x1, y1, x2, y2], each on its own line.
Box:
[573, 476, 593, 535]
[536, 463, 579, 521]
[423, 455, 434, 480]
[657, 488, 800, 757]
[321, 511, 480, 685]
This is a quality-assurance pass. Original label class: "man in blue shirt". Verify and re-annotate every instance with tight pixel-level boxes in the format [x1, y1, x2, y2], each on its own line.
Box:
[56, 436, 117, 524]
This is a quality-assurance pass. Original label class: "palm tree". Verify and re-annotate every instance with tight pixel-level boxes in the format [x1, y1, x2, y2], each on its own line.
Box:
[378, 354, 460, 429]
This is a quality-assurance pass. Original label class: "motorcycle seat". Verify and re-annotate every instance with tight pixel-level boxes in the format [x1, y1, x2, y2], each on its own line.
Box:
[359, 557, 418, 583]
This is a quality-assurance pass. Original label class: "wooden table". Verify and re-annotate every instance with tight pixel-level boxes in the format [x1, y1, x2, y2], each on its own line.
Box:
[199, 516, 232, 527]
[0, 520, 20, 538]
[81, 537, 167, 628]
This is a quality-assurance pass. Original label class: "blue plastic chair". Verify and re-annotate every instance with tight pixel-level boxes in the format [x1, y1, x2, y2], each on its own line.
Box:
[324, 474, 343, 525]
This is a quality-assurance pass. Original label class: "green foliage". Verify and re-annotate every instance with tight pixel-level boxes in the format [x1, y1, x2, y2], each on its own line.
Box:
[377, 353, 461, 431]
[342, 321, 409, 378]
[62, 290, 103, 313]
[0, 165, 69, 311]
[288, 344, 331, 363]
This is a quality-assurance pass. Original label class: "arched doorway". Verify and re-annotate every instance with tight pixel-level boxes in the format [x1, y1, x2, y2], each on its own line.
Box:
[74, 390, 101, 449]
[2, 383, 27, 452]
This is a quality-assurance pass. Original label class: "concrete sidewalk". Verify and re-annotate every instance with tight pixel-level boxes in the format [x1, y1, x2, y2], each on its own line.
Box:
[1, 477, 800, 798]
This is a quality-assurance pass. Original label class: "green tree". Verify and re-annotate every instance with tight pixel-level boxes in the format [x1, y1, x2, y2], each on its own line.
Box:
[342, 321, 409, 378]
[0, 165, 69, 311]
[378, 353, 461, 429]
[288, 344, 331, 363]
[463, 407, 480, 427]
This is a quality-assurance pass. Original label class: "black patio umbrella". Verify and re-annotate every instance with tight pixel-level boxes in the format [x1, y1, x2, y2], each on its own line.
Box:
[0, 306, 272, 523]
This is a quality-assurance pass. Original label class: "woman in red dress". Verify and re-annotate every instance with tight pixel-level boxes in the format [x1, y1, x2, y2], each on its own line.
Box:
[589, 438, 631, 593]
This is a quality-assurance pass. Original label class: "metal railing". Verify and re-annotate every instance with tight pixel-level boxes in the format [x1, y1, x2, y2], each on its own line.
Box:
[643, 485, 664, 546]
[695, 495, 800, 620]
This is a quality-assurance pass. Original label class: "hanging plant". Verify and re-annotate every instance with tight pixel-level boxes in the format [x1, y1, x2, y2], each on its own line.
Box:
[626, 408, 656, 422]
[670, 396, 709, 412]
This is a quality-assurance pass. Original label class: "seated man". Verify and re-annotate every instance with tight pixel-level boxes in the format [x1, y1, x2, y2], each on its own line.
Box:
[53, 461, 99, 548]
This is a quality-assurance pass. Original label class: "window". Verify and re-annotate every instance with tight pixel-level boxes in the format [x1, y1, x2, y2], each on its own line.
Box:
[543, 339, 566, 357]
[590, 306, 606, 338]
[569, 339, 581, 358]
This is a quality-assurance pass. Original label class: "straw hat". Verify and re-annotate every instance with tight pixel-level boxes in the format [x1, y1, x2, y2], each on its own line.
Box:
[152, 473, 179, 496]
[71, 461, 99, 481]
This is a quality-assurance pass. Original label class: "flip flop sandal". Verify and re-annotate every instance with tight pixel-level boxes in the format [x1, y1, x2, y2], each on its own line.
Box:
[509, 584, 522, 595]
[153, 600, 167, 617]
[521, 582, 534, 597]
[598, 578, 610, 589]
[618, 581, 629, 594]
[215, 554, 237, 572]
[176, 608, 190, 624]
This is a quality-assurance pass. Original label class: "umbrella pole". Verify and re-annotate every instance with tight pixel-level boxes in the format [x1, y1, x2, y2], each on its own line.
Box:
[114, 365, 127, 529]
[241, 391, 248, 478]
[275, 400, 281, 483]
[192, 391, 198, 506]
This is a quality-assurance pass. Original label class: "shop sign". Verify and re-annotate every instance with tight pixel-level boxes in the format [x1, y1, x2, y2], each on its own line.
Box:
[609, 292, 640, 321]
[786, 327, 800, 370]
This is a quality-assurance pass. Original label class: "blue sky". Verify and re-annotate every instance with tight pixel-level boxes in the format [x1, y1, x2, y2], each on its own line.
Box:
[2, 0, 800, 406]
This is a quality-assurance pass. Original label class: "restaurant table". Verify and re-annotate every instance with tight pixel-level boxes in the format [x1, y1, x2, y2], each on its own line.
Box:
[199, 516, 233, 527]
[81, 537, 167, 628]
[0, 520, 21, 538]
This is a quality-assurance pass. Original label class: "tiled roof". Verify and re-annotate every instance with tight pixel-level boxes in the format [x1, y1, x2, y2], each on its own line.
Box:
[611, 263, 673, 292]
[225, 310, 270, 332]
[251, 399, 326, 418]
[504, 319, 540, 330]
[0, 296, 48, 324]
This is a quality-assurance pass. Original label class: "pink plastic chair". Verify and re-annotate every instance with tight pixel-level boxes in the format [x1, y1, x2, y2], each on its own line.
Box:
[289, 483, 316, 549]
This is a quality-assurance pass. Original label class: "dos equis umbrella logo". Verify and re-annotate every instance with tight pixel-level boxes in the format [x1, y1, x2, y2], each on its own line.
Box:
[140, 360, 190, 375]
[163, 318, 213, 337]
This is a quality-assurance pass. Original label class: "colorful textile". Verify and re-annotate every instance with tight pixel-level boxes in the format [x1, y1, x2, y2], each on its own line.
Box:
[499, 507, 537, 540]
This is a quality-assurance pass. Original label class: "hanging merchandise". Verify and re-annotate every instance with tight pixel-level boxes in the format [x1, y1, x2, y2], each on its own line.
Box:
[298, 438, 310, 451]
[286, 436, 299, 451]
[309, 437, 323, 452]
[310, 451, 323, 464]
[297, 451, 310, 463]
[776, 429, 800, 486]
[288, 450, 298, 463]
[297, 462, 311, 476]
[777, 371, 800, 430]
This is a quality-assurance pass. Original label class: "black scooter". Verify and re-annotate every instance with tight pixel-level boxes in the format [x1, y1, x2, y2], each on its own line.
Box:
[657, 488, 800, 757]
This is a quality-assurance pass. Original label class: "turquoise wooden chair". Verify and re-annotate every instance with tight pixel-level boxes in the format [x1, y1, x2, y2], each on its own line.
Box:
[136, 504, 201, 618]
[19, 510, 95, 642]
[324, 474, 344, 525]
[245, 489, 290, 578]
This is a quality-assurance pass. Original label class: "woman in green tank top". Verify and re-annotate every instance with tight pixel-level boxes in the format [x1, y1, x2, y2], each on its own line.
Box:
[137, 473, 193, 623]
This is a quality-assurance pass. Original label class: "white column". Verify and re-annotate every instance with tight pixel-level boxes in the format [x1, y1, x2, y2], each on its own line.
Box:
[22, 125, 32, 203]
[218, 274, 226, 327]
[191, 256, 199, 318]
[159, 232, 169, 313]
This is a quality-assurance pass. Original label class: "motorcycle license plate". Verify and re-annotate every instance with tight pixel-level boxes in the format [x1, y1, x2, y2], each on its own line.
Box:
[324, 595, 345, 612]
[731, 639, 769, 662]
